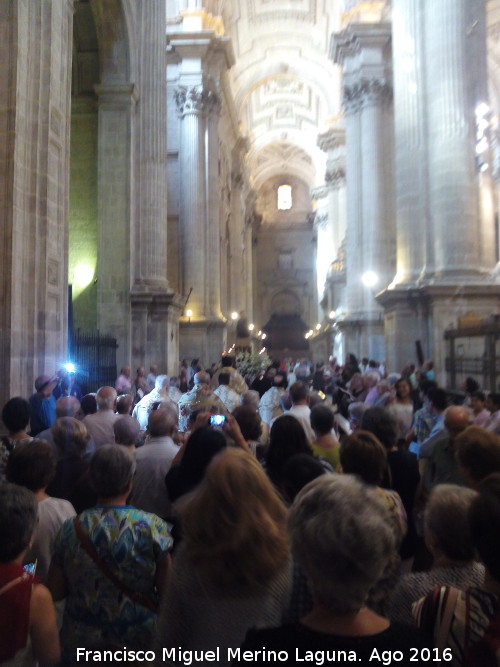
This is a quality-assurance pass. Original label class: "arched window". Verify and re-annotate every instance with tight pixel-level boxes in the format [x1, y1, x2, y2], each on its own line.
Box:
[277, 184, 292, 210]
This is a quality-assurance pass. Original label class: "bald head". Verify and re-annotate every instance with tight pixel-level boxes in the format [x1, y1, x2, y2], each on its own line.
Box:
[444, 405, 472, 443]
[96, 386, 117, 411]
[56, 396, 81, 419]
[194, 371, 210, 385]
[148, 408, 176, 438]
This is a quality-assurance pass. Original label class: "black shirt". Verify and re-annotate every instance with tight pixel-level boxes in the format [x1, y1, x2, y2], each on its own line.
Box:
[235, 621, 431, 667]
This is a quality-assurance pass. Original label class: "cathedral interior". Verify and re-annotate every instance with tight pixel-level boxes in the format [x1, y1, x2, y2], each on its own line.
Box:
[2, 0, 500, 406]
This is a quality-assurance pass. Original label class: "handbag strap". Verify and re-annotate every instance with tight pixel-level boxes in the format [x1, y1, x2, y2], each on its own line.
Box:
[436, 586, 459, 652]
[73, 516, 158, 614]
[0, 573, 29, 597]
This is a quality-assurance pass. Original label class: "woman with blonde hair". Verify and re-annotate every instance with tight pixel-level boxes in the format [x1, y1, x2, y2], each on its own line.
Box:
[156, 447, 291, 665]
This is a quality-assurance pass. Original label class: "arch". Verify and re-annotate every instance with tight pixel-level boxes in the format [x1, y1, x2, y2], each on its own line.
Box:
[235, 65, 340, 120]
[90, 0, 133, 84]
[271, 289, 302, 316]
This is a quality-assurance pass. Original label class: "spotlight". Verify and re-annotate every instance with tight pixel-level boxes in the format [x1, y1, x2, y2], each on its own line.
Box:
[361, 271, 378, 287]
[64, 362, 76, 373]
[231, 312, 238, 320]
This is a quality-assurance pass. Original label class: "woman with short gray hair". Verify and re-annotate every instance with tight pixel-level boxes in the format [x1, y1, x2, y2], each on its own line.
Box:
[389, 484, 484, 624]
[238, 475, 428, 663]
[47, 444, 173, 661]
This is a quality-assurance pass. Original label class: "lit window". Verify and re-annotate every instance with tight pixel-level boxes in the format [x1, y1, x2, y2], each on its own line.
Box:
[277, 184, 292, 210]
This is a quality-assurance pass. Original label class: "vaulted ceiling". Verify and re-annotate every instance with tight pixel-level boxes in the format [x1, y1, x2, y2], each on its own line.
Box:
[170, 0, 500, 198]
[217, 1, 344, 190]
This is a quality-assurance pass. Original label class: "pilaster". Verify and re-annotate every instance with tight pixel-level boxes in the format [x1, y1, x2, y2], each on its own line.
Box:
[0, 0, 74, 406]
[95, 83, 138, 368]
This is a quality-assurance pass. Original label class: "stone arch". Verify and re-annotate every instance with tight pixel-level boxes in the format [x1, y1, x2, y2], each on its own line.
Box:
[90, 0, 133, 83]
[270, 289, 302, 316]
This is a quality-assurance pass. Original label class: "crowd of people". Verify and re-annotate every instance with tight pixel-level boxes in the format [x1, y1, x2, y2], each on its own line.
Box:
[1, 352, 500, 666]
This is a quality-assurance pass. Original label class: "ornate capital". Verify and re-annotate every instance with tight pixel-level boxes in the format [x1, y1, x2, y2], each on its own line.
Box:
[174, 84, 221, 117]
[343, 79, 392, 114]
[325, 157, 346, 188]
[312, 185, 330, 200]
[317, 127, 346, 152]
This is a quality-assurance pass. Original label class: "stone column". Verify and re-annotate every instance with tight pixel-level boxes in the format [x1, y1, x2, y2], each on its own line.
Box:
[378, 0, 499, 380]
[129, 0, 182, 375]
[316, 127, 347, 318]
[243, 216, 254, 319]
[0, 0, 74, 406]
[133, 0, 169, 290]
[392, 0, 428, 284]
[228, 171, 244, 315]
[174, 84, 210, 316]
[342, 89, 364, 320]
[358, 79, 394, 298]
[95, 83, 138, 366]
[205, 81, 222, 318]
[332, 22, 394, 360]
[426, 0, 488, 279]
[168, 24, 235, 363]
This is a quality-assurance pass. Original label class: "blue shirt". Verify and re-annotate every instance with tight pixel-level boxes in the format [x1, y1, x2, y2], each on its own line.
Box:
[28, 393, 56, 436]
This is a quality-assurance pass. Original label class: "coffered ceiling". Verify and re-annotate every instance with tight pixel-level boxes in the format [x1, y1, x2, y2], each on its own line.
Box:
[167, 1, 500, 192]
[212, 0, 344, 189]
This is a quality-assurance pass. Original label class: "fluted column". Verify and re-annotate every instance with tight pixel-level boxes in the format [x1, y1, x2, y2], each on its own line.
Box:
[133, 0, 169, 289]
[426, 0, 487, 278]
[332, 21, 393, 359]
[317, 127, 347, 282]
[343, 91, 364, 318]
[243, 216, 254, 318]
[205, 82, 222, 317]
[175, 84, 211, 316]
[358, 79, 394, 300]
[392, 0, 428, 284]
[0, 0, 74, 407]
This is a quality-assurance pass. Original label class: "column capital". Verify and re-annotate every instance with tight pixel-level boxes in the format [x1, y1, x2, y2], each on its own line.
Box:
[312, 185, 331, 200]
[317, 127, 346, 152]
[325, 164, 346, 188]
[343, 78, 392, 114]
[174, 83, 221, 117]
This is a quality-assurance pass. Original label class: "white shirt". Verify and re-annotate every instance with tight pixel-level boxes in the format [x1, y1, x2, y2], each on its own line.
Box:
[25, 496, 76, 581]
[286, 404, 315, 444]
[128, 435, 179, 519]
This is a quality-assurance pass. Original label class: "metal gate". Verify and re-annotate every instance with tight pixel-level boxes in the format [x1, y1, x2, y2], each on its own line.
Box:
[70, 329, 118, 395]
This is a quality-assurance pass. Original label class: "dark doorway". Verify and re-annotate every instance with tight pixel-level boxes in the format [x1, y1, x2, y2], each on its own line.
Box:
[263, 313, 310, 359]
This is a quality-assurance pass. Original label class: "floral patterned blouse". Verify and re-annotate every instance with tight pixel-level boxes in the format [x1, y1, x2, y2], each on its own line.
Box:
[52, 505, 172, 657]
